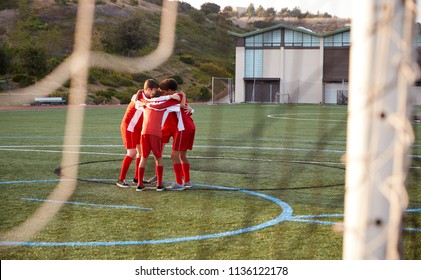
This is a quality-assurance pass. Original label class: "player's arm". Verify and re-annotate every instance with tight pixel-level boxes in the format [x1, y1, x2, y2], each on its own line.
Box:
[178, 91, 194, 114]
[142, 94, 176, 102]
[146, 98, 180, 109]
[131, 91, 140, 103]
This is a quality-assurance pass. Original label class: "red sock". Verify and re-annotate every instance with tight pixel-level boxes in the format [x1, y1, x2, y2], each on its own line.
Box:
[173, 164, 183, 184]
[182, 163, 190, 183]
[156, 165, 164, 186]
[134, 157, 140, 181]
[138, 167, 145, 186]
[119, 155, 133, 181]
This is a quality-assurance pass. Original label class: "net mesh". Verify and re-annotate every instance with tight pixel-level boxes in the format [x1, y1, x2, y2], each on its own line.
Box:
[0, 0, 419, 260]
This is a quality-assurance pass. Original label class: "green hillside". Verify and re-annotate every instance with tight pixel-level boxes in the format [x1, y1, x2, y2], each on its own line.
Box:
[0, 0, 244, 104]
[0, 0, 356, 105]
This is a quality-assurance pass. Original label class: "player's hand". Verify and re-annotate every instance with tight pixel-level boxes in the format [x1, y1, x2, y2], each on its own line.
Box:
[131, 93, 138, 103]
[184, 105, 194, 114]
[169, 93, 181, 101]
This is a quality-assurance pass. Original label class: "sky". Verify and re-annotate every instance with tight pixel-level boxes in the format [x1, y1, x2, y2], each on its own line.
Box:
[180, 0, 421, 22]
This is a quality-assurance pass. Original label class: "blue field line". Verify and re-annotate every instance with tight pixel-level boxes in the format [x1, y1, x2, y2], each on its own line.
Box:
[289, 218, 338, 226]
[289, 211, 421, 232]
[0, 180, 420, 247]
[21, 198, 153, 211]
[405, 208, 421, 212]
[0, 179, 73, 185]
[0, 183, 293, 247]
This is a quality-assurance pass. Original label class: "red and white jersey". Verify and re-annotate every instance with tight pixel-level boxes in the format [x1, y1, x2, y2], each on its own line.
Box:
[146, 92, 195, 132]
[179, 96, 195, 131]
[121, 90, 145, 133]
[141, 98, 180, 137]
[164, 92, 195, 131]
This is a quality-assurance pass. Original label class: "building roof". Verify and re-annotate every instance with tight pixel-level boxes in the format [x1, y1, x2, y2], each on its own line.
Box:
[228, 23, 324, 38]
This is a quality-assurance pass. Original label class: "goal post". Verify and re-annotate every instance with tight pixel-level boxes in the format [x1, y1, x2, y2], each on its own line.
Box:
[211, 77, 234, 104]
[343, 0, 418, 260]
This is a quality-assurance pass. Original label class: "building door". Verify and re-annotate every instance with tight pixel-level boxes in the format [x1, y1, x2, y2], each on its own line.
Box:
[245, 80, 280, 103]
[324, 82, 348, 104]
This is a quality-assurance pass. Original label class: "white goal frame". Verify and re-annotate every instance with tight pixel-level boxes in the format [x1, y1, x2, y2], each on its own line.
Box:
[343, 0, 419, 260]
[211, 77, 234, 104]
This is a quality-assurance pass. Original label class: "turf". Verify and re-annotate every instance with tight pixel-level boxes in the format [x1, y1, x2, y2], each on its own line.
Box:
[0, 104, 419, 259]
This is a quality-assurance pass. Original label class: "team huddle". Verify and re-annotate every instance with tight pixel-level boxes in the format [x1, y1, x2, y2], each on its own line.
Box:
[116, 78, 196, 192]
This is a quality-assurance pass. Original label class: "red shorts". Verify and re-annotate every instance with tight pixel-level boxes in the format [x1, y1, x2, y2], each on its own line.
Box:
[121, 125, 140, 149]
[172, 129, 195, 151]
[141, 134, 163, 158]
[162, 127, 177, 145]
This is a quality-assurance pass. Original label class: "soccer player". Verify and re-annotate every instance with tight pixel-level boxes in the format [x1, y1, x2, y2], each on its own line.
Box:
[136, 85, 181, 192]
[116, 79, 159, 188]
[155, 78, 196, 191]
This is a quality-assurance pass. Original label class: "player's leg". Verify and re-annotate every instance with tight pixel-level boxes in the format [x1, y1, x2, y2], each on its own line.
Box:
[178, 129, 195, 188]
[179, 150, 192, 188]
[136, 156, 148, 191]
[168, 150, 184, 190]
[117, 147, 136, 188]
[136, 135, 150, 191]
[150, 135, 165, 191]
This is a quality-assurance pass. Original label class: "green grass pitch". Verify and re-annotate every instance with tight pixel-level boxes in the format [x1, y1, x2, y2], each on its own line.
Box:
[0, 104, 419, 259]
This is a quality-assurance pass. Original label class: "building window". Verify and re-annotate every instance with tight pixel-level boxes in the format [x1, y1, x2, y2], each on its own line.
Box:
[284, 29, 320, 47]
[324, 31, 351, 47]
[246, 30, 281, 47]
[245, 49, 263, 78]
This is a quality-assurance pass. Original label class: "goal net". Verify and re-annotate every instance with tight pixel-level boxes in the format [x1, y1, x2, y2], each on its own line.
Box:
[0, 0, 419, 264]
[211, 77, 234, 104]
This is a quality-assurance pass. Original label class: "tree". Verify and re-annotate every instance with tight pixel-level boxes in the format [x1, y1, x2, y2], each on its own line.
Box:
[278, 8, 290, 17]
[178, 1, 194, 13]
[246, 3, 255, 17]
[0, 45, 12, 75]
[223, 6, 233, 13]
[19, 45, 48, 78]
[265, 7, 276, 17]
[256, 5, 265, 17]
[290, 6, 302, 18]
[102, 15, 150, 56]
[200, 2, 220, 15]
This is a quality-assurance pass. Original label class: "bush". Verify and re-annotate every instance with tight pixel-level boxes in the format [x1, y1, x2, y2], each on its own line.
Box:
[89, 68, 135, 87]
[199, 62, 230, 77]
[170, 74, 184, 85]
[19, 46, 48, 78]
[115, 91, 134, 104]
[132, 73, 153, 84]
[114, 86, 140, 104]
[89, 88, 117, 105]
[179, 54, 195, 65]
[185, 84, 211, 102]
[12, 73, 35, 87]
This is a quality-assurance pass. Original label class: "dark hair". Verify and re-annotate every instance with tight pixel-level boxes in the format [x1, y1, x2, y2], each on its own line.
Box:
[159, 78, 178, 91]
[144, 79, 159, 90]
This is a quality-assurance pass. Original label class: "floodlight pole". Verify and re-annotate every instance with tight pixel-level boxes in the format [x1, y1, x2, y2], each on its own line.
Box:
[343, 0, 417, 259]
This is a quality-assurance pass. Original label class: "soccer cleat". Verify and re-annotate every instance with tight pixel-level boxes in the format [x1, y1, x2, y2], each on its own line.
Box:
[168, 183, 185, 191]
[184, 182, 193, 189]
[146, 175, 157, 184]
[116, 180, 129, 188]
[156, 185, 166, 192]
[133, 178, 138, 184]
[136, 185, 146, 192]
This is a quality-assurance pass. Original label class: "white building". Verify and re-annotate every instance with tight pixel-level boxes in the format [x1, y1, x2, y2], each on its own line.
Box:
[229, 23, 421, 105]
